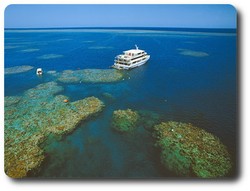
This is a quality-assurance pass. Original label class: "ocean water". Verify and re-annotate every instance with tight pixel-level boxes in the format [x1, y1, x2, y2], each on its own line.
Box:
[4, 28, 237, 178]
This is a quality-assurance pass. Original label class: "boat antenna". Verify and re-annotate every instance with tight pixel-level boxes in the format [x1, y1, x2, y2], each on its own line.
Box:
[135, 44, 138, 50]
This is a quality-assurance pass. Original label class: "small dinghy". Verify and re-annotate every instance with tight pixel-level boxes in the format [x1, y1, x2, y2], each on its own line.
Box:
[36, 68, 43, 75]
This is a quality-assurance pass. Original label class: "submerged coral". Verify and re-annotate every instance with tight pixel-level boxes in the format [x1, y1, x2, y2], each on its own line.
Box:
[5, 65, 34, 75]
[4, 130, 45, 178]
[5, 45, 20, 49]
[20, 49, 40, 52]
[154, 121, 232, 178]
[88, 46, 113, 49]
[56, 69, 124, 84]
[4, 96, 22, 106]
[56, 38, 72, 41]
[37, 54, 63, 59]
[102, 92, 116, 101]
[4, 82, 104, 178]
[47, 96, 104, 135]
[138, 110, 161, 131]
[57, 71, 81, 83]
[47, 70, 57, 74]
[177, 48, 209, 57]
[112, 109, 139, 133]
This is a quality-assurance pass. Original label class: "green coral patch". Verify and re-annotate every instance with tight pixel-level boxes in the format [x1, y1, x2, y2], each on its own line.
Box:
[5, 65, 34, 75]
[20, 49, 40, 52]
[177, 48, 209, 57]
[138, 110, 161, 131]
[154, 121, 232, 178]
[55, 69, 124, 84]
[37, 54, 63, 59]
[4, 82, 104, 178]
[4, 96, 22, 106]
[112, 109, 139, 133]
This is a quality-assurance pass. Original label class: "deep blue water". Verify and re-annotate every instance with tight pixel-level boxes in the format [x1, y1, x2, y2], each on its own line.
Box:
[4, 28, 237, 178]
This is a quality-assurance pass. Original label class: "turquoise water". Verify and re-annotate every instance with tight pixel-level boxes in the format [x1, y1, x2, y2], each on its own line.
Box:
[4, 28, 237, 178]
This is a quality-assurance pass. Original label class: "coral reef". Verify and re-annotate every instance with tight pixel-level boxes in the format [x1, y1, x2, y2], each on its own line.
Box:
[47, 96, 104, 135]
[20, 49, 40, 52]
[88, 46, 113, 49]
[37, 54, 63, 59]
[102, 92, 116, 101]
[4, 129, 45, 178]
[138, 110, 161, 131]
[177, 48, 209, 57]
[4, 81, 104, 178]
[5, 65, 34, 75]
[4, 96, 22, 106]
[57, 70, 81, 83]
[154, 121, 232, 178]
[56, 38, 72, 41]
[5, 45, 20, 49]
[111, 109, 161, 133]
[24, 81, 64, 99]
[56, 69, 124, 84]
[112, 109, 139, 133]
[47, 70, 57, 74]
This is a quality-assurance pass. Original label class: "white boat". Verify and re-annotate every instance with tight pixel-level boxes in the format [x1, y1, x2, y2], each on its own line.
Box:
[36, 68, 43, 75]
[112, 45, 150, 70]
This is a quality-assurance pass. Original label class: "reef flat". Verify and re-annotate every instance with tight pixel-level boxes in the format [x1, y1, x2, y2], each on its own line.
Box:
[4, 82, 104, 178]
[37, 54, 63, 59]
[111, 109, 232, 178]
[138, 110, 161, 131]
[177, 48, 209, 57]
[112, 109, 139, 133]
[154, 121, 232, 178]
[5, 65, 34, 75]
[20, 48, 40, 53]
[111, 109, 161, 133]
[88, 46, 113, 49]
[56, 69, 124, 84]
[4, 96, 22, 106]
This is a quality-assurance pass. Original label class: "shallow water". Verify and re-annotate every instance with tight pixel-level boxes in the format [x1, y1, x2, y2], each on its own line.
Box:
[4, 28, 237, 178]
